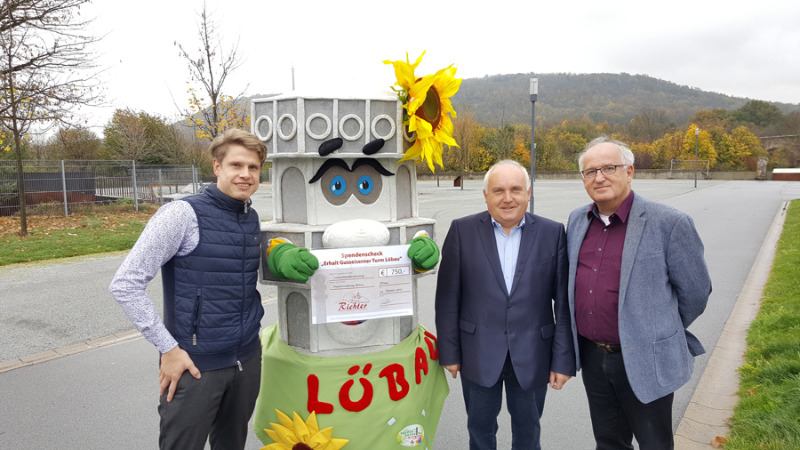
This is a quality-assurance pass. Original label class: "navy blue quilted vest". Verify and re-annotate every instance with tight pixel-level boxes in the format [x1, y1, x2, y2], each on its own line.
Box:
[161, 184, 263, 372]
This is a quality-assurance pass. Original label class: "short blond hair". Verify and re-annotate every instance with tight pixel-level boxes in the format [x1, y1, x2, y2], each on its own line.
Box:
[208, 129, 268, 165]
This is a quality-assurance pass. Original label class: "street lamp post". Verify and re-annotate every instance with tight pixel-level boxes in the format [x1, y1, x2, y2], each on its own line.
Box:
[694, 127, 699, 188]
[530, 77, 538, 213]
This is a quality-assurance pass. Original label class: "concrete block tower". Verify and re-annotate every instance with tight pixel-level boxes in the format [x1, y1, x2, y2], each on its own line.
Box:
[252, 90, 435, 355]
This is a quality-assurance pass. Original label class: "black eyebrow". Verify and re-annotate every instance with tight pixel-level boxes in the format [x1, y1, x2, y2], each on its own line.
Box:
[309, 159, 351, 184]
[308, 158, 395, 184]
[352, 158, 394, 176]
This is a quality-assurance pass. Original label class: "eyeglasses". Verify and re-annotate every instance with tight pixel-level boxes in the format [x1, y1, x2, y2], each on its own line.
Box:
[581, 164, 626, 179]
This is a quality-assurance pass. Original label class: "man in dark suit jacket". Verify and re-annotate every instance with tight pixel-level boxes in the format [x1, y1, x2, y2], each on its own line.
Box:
[435, 160, 576, 450]
[566, 137, 711, 449]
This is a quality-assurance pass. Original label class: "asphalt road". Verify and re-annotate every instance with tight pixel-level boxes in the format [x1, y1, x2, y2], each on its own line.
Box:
[1, 178, 799, 449]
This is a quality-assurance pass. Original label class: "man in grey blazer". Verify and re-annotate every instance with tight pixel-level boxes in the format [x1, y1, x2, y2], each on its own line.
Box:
[436, 160, 576, 450]
[566, 137, 712, 449]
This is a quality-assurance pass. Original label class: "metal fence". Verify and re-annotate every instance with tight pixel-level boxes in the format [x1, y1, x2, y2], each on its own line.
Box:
[0, 160, 204, 217]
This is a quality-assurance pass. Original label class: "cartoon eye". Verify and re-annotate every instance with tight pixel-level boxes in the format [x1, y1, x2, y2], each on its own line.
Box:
[357, 175, 374, 195]
[351, 162, 384, 205]
[330, 176, 347, 196]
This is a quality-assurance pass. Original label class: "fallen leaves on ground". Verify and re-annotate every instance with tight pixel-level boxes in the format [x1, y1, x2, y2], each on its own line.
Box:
[710, 436, 728, 448]
[0, 211, 155, 239]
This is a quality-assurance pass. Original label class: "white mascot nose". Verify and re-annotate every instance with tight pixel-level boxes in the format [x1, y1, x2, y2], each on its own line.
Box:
[322, 219, 390, 248]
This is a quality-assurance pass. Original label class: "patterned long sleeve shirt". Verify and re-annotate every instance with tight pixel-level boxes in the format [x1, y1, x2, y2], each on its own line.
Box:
[109, 201, 199, 354]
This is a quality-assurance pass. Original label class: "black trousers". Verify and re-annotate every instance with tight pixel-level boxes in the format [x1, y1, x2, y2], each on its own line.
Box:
[579, 336, 674, 450]
[158, 354, 261, 450]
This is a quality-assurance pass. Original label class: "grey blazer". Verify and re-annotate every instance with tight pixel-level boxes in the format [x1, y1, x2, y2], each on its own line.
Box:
[566, 194, 712, 404]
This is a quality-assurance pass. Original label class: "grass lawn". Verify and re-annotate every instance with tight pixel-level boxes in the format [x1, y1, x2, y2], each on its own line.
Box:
[725, 200, 800, 449]
[0, 207, 157, 266]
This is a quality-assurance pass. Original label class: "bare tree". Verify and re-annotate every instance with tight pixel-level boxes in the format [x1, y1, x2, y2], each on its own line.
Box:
[0, 0, 102, 235]
[176, 3, 248, 141]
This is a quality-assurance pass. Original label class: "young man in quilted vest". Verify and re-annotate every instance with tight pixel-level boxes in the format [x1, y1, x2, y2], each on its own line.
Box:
[110, 128, 267, 450]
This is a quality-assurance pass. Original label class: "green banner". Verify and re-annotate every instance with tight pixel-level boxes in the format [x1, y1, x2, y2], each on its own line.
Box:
[254, 324, 450, 449]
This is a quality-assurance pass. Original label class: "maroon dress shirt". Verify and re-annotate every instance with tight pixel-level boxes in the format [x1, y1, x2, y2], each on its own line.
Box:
[575, 191, 635, 344]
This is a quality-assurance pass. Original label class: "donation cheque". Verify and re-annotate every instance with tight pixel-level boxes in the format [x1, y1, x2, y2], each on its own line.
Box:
[308, 245, 413, 324]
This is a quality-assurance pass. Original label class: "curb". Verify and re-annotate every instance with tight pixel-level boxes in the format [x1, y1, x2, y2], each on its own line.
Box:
[0, 295, 279, 374]
[674, 201, 789, 448]
[0, 330, 141, 374]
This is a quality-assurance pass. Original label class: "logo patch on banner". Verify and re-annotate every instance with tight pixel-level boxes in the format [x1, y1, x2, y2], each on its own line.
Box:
[397, 424, 424, 446]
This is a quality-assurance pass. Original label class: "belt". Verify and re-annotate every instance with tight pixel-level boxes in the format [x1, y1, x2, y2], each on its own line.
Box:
[592, 341, 622, 354]
[580, 335, 622, 354]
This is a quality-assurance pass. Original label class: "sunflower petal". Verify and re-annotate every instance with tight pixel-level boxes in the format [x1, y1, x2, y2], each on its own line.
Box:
[409, 50, 426, 69]
[261, 443, 288, 450]
[407, 75, 435, 104]
[411, 116, 433, 138]
[383, 58, 415, 90]
[306, 411, 320, 436]
[293, 412, 311, 442]
[267, 424, 298, 447]
[331, 438, 350, 450]
[400, 141, 423, 162]
[308, 427, 333, 447]
[420, 138, 438, 172]
[436, 68, 462, 98]
[276, 410, 294, 429]
[265, 429, 281, 444]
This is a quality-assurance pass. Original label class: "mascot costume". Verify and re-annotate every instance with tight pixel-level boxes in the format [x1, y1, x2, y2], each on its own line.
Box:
[252, 52, 460, 449]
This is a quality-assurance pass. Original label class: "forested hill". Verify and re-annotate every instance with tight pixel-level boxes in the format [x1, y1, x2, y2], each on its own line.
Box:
[452, 72, 800, 128]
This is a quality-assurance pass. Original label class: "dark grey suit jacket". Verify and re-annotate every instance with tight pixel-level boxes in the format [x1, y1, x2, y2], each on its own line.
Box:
[435, 211, 576, 390]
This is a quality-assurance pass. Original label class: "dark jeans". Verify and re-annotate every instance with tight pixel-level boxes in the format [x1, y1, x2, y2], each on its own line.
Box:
[158, 354, 261, 450]
[579, 336, 674, 450]
[461, 353, 547, 450]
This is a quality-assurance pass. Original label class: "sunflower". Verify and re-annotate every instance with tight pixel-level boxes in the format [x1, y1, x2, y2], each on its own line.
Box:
[262, 410, 348, 450]
[384, 52, 462, 172]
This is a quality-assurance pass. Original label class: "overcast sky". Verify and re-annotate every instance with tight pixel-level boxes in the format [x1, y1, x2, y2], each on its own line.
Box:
[80, 0, 800, 134]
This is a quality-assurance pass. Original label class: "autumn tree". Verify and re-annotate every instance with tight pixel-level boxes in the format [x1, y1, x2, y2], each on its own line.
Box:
[779, 111, 800, 135]
[104, 109, 186, 164]
[177, 4, 248, 140]
[629, 141, 657, 169]
[729, 126, 766, 170]
[139, 113, 184, 164]
[470, 145, 496, 173]
[0, 0, 101, 235]
[627, 108, 672, 142]
[679, 125, 717, 168]
[732, 100, 783, 128]
[688, 108, 734, 132]
[450, 107, 481, 188]
[480, 125, 515, 161]
[104, 109, 153, 162]
[650, 130, 684, 169]
[49, 127, 101, 160]
[177, 127, 213, 175]
[534, 131, 571, 171]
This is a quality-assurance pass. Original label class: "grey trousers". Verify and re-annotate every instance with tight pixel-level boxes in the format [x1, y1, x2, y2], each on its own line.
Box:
[158, 354, 261, 450]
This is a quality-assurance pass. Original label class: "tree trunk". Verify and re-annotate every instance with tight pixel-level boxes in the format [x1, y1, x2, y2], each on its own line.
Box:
[14, 140, 28, 236]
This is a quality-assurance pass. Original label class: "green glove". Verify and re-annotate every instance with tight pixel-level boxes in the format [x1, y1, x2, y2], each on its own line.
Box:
[268, 242, 319, 282]
[407, 235, 440, 272]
